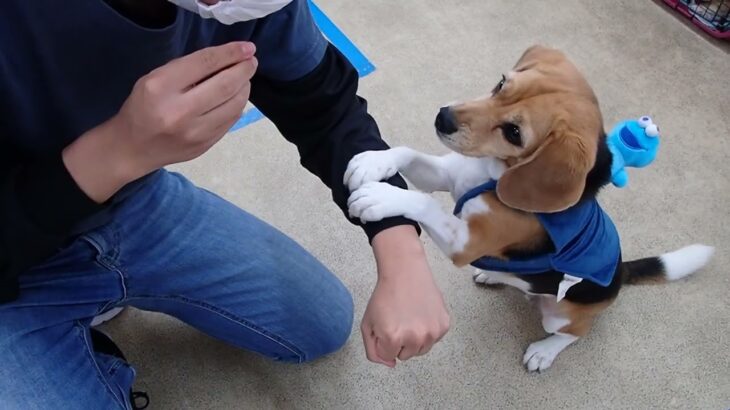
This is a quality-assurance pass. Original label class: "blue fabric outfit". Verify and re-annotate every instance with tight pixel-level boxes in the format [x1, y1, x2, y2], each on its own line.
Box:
[453, 181, 621, 287]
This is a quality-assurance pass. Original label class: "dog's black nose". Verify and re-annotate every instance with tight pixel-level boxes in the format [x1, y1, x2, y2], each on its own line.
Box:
[435, 106, 458, 134]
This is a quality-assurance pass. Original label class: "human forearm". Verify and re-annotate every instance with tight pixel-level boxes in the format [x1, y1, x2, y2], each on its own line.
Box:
[250, 43, 420, 242]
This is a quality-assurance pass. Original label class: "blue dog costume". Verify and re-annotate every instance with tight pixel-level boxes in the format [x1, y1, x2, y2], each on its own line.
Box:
[455, 116, 660, 287]
[454, 181, 620, 287]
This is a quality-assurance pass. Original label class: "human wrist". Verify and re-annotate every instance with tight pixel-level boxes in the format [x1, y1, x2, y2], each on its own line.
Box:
[372, 225, 429, 279]
[62, 116, 142, 203]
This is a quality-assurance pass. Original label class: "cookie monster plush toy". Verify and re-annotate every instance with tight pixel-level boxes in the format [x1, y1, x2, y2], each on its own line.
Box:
[606, 116, 660, 188]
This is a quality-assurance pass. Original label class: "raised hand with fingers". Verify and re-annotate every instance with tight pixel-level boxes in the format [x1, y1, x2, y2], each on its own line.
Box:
[63, 41, 258, 203]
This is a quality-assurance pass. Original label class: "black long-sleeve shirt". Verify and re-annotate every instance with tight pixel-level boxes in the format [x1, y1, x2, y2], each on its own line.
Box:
[0, 0, 417, 303]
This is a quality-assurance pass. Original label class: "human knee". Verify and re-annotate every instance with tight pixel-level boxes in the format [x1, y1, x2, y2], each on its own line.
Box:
[295, 289, 354, 363]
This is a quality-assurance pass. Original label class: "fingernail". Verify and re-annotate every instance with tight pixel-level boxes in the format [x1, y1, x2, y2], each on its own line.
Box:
[252, 57, 258, 68]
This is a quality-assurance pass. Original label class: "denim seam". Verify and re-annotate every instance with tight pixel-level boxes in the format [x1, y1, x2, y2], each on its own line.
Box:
[124, 295, 305, 362]
[75, 322, 130, 410]
[95, 264, 128, 316]
[106, 357, 124, 376]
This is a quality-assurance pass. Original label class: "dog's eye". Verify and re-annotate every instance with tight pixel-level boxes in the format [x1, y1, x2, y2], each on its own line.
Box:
[492, 75, 506, 94]
[501, 123, 522, 147]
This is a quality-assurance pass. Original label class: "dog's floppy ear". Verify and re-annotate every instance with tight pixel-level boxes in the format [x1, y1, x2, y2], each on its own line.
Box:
[496, 131, 594, 213]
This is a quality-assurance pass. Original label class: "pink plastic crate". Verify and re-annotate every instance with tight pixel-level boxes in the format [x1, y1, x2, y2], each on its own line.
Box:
[662, 0, 730, 39]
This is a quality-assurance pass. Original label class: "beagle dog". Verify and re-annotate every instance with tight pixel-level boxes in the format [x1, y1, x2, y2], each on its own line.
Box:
[344, 45, 715, 372]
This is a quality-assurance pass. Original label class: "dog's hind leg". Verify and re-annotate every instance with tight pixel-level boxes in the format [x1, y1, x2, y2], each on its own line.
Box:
[523, 296, 613, 372]
[523, 296, 579, 372]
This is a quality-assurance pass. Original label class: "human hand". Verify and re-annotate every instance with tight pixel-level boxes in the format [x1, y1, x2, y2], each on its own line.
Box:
[362, 225, 450, 367]
[63, 41, 257, 202]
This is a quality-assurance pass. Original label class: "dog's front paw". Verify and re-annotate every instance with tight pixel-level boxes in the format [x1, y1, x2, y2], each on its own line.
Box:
[344, 150, 401, 192]
[347, 182, 417, 223]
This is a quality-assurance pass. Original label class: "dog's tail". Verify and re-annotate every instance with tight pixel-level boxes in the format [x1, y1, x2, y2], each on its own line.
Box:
[622, 244, 715, 285]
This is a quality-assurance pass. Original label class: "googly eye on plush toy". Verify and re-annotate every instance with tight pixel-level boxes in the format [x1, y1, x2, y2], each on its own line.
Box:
[645, 123, 659, 137]
[638, 116, 653, 128]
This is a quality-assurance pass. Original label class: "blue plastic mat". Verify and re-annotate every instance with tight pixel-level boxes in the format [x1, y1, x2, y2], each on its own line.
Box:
[230, 0, 375, 131]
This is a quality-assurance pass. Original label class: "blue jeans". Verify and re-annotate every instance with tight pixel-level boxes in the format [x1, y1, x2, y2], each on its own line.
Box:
[0, 170, 354, 409]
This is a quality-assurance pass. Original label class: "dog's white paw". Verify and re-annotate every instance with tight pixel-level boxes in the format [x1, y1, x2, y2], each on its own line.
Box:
[347, 182, 418, 223]
[523, 340, 560, 372]
[344, 150, 400, 192]
[472, 269, 502, 286]
[471, 269, 505, 287]
[523, 334, 576, 373]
